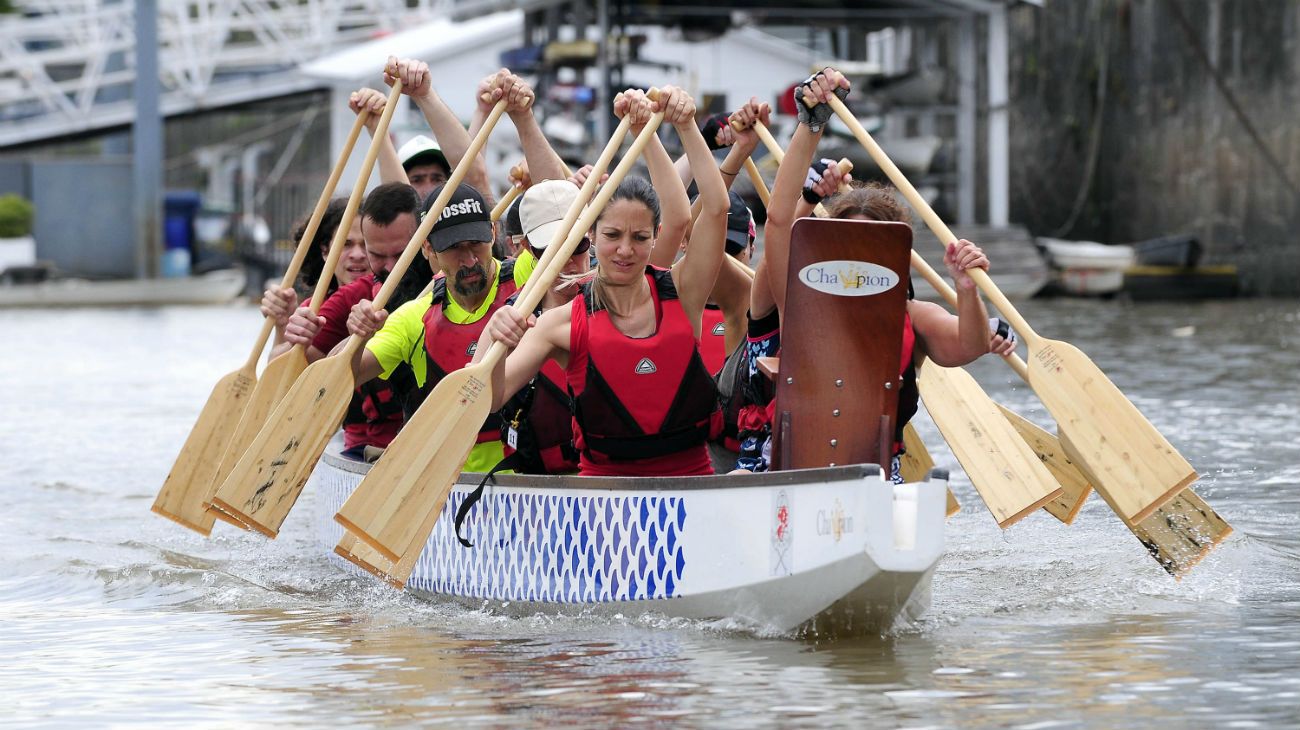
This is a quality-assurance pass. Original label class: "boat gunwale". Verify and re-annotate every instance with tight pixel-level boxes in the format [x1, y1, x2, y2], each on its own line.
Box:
[320, 449, 948, 492]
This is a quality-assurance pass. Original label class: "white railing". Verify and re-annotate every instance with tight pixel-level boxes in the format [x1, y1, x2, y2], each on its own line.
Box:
[0, 0, 469, 146]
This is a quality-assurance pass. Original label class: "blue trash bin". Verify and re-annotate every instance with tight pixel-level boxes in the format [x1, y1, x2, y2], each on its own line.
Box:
[163, 191, 202, 277]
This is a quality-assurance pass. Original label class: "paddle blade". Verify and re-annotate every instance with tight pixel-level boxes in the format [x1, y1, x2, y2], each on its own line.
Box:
[335, 363, 492, 562]
[994, 403, 1093, 525]
[1027, 338, 1197, 523]
[898, 423, 959, 518]
[1131, 490, 1233, 578]
[151, 367, 256, 535]
[209, 354, 355, 537]
[1058, 431, 1231, 578]
[204, 348, 308, 514]
[917, 362, 1063, 527]
[335, 533, 405, 589]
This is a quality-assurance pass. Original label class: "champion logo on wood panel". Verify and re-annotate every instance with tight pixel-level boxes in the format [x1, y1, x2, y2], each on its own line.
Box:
[634, 357, 657, 375]
[798, 260, 899, 297]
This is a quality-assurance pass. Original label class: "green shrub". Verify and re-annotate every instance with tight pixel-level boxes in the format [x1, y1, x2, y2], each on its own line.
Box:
[0, 194, 35, 237]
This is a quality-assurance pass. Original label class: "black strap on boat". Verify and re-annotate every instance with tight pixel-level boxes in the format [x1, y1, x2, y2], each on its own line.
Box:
[453, 452, 521, 548]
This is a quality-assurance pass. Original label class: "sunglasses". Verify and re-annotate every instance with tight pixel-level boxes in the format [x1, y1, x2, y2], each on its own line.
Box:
[531, 236, 591, 259]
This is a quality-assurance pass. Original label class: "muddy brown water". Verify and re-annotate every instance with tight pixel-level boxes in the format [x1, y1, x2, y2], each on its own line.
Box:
[2, 298, 1297, 728]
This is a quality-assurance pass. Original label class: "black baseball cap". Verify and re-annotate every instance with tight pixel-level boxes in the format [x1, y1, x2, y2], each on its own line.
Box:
[505, 197, 524, 238]
[422, 183, 494, 252]
[725, 190, 755, 255]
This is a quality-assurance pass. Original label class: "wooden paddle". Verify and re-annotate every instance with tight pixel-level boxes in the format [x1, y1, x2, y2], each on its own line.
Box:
[827, 94, 1195, 524]
[333, 114, 637, 579]
[898, 418, 960, 518]
[335, 102, 665, 565]
[203, 89, 405, 530]
[150, 110, 372, 535]
[913, 242, 1228, 570]
[752, 130, 1057, 527]
[908, 253, 1092, 524]
[491, 179, 522, 221]
[207, 95, 510, 538]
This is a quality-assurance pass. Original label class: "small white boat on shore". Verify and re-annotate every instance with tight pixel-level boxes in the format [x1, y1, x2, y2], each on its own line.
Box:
[312, 444, 949, 635]
[1038, 237, 1135, 296]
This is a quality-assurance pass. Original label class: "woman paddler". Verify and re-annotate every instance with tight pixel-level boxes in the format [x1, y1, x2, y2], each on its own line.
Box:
[731, 67, 1015, 477]
[476, 86, 729, 477]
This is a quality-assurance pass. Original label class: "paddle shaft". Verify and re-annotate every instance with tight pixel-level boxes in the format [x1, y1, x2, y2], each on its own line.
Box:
[239, 111, 371, 372]
[332, 100, 509, 365]
[479, 111, 664, 381]
[743, 158, 769, 207]
[509, 115, 633, 319]
[753, 122, 784, 165]
[825, 96, 1045, 347]
[491, 184, 521, 221]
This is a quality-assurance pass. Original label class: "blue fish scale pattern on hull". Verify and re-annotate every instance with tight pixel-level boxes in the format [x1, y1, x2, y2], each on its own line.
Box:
[406, 490, 688, 603]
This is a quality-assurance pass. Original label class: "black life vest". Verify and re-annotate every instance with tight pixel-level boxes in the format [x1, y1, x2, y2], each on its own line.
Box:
[498, 297, 580, 474]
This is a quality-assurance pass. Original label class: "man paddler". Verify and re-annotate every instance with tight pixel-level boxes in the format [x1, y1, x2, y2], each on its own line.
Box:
[344, 182, 529, 473]
[272, 182, 429, 460]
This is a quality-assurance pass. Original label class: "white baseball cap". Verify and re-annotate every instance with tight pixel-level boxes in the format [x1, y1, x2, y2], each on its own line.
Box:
[520, 180, 581, 251]
[397, 135, 449, 172]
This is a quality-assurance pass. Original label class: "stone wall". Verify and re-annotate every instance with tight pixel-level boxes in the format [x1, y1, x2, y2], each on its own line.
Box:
[1008, 0, 1300, 295]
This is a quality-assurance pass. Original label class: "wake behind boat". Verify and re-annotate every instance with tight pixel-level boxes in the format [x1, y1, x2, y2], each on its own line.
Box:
[311, 440, 949, 635]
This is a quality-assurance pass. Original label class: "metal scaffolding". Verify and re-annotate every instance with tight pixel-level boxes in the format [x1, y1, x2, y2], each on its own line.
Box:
[0, 0, 477, 147]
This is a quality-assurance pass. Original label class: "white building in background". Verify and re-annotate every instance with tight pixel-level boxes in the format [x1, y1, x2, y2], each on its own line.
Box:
[299, 10, 822, 199]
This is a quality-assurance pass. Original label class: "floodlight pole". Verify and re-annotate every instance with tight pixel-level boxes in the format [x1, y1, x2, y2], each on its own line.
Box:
[133, 0, 163, 279]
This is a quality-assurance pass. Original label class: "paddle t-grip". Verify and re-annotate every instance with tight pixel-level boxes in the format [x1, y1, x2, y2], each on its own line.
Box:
[307, 82, 403, 315]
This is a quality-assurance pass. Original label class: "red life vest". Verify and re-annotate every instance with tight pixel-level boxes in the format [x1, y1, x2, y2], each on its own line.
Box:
[326, 275, 402, 451]
[698, 303, 728, 375]
[407, 260, 517, 443]
[567, 267, 718, 477]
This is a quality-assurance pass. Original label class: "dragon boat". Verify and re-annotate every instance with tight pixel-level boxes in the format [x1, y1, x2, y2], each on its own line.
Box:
[312, 219, 952, 634]
[311, 442, 949, 634]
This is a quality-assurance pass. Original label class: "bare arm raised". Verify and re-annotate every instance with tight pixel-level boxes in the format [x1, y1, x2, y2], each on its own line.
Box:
[614, 89, 688, 271]
[349, 87, 407, 186]
[385, 56, 490, 197]
[479, 70, 568, 185]
[910, 240, 997, 367]
[659, 87, 728, 334]
[754, 68, 849, 321]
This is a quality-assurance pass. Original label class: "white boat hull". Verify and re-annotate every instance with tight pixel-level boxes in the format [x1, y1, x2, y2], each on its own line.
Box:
[1039, 237, 1135, 295]
[311, 446, 948, 635]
